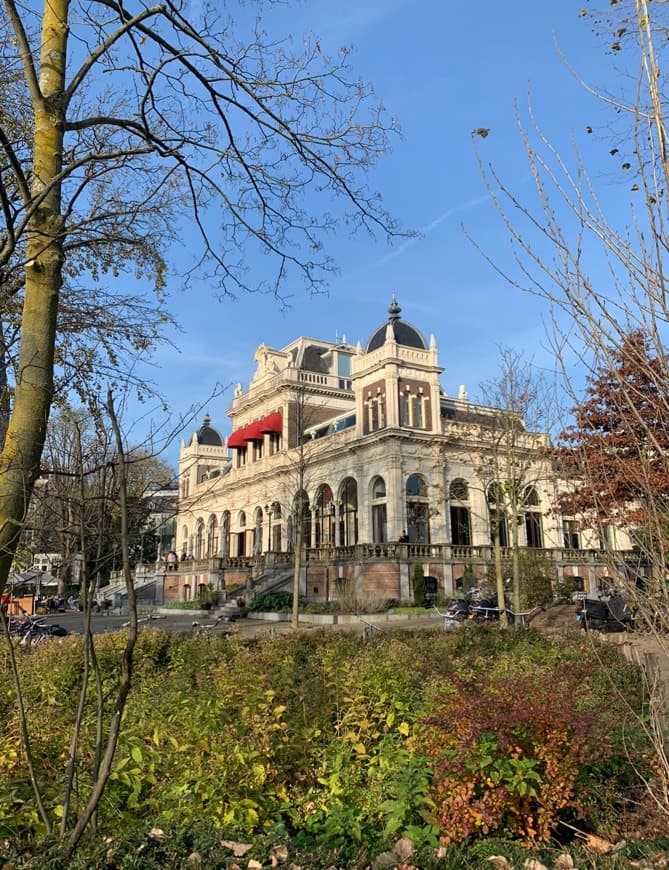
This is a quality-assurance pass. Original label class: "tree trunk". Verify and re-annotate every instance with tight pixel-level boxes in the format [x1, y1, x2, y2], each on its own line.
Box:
[493, 526, 509, 629]
[510, 506, 521, 614]
[291, 510, 302, 630]
[0, 0, 68, 583]
[67, 391, 138, 853]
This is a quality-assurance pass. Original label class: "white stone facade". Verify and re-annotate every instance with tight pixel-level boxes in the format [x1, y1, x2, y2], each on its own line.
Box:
[172, 301, 639, 602]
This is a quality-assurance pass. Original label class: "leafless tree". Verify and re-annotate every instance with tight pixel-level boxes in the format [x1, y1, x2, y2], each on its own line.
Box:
[0, 0, 402, 589]
[473, 0, 669, 809]
[475, 348, 554, 615]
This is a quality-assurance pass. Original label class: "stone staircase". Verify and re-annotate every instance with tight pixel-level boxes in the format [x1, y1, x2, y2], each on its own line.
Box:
[96, 571, 158, 604]
[251, 569, 293, 598]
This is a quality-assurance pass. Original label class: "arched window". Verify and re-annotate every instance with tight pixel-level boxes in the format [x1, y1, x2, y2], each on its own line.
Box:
[449, 478, 471, 546]
[525, 486, 540, 507]
[449, 478, 468, 501]
[487, 483, 508, 548]
[315, 485, 335, 546]
[372, 477, 386, 498]
[370, 475, 387, 544]
[406, 474, 430, 544]
[180, 525, 189, 560]
[206, 515, 218, 557]
[339, 478, 358, 546]
[523, 486, 543, 548]
[195, 519, 205, 559]
[407, 473, 428, 497]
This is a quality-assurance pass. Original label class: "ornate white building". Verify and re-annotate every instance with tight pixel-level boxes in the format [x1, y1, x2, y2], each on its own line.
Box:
[169, 300, 641, 604]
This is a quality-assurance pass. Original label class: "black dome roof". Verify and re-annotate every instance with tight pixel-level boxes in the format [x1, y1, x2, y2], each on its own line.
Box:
[365, 298, 428, 353]
[195, 414, 223, 447]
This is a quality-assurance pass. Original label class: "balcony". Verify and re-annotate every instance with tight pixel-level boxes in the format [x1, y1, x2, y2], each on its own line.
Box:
[174, 545, 646, 573]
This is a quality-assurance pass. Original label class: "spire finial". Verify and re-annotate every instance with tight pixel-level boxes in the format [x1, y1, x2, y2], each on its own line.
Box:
[388, 295, 401, 322]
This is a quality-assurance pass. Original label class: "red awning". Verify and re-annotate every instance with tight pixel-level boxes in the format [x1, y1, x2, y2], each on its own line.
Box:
[260, 411, 282, 434]
[227, 428, 248, 448]
[244, 420, 265, 442]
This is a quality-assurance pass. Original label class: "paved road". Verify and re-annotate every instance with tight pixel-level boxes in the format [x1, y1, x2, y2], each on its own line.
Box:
[36, 610, 448, 639]
[34, 611, 278, 637]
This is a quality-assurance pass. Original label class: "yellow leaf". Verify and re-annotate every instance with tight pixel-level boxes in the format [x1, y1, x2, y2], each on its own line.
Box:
[398, 721, 410, 736]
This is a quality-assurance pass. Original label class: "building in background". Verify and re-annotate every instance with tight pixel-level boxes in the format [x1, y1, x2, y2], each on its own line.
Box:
[169, 300, 644, 605]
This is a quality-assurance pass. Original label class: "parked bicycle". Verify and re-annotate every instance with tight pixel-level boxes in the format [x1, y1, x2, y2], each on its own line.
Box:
[191, 614, 233, 637]
[6, 614, 68, 647]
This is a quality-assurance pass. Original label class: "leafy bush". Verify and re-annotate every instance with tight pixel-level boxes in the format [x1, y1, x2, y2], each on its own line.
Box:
[248, 590, 299, 611]
[417, 629, 659, 845]
[0, 625, 662, 861]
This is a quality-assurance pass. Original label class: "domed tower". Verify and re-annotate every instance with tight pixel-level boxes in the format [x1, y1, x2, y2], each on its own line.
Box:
[178, 413, 228, 503]
[353, 297, 442, 435]
[195, 414, 223, 447]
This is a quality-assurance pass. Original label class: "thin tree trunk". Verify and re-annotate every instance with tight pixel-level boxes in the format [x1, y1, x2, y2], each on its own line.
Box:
[510, 505, 521, 614]
[67, 391, 138, 855]
[61, 422, 92, 836]
[291, 514, 302, 630]
[493, 523, 508, 629]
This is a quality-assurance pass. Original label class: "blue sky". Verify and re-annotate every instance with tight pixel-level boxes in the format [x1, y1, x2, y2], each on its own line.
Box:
[131, 1, 628, 464]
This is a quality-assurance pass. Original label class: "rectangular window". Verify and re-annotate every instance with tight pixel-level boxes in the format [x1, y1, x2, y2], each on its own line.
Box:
[372, 504, 387, 543]
[413, 395, 423, 428]
[400, 392, 410, 426]
[371, 399, 379, 431]
[450, 506, 471, 546]
[337, 353, 352, 377]
[525, 512, 543, 548]
[253, 440, 263, 461]
[490, 510, 508, 548]
[562, 520, 581, 550]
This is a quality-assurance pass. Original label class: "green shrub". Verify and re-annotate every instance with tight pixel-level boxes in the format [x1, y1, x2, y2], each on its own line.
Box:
[248, 590, 298, 611]
[0, 626, 662, 858]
